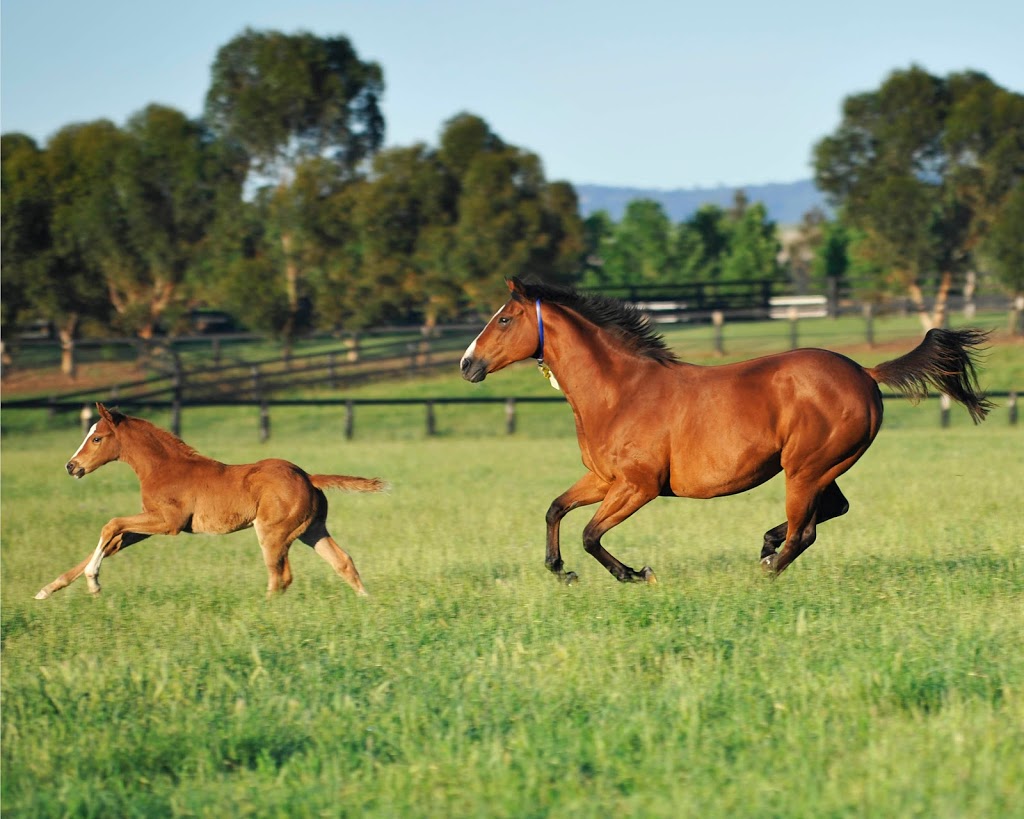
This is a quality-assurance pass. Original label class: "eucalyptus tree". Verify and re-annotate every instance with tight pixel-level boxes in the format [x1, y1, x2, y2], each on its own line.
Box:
[720, 201, 782, 283]
[680, 204, 731, 281]
[105, 105, 247, 342]
[814, 66, 1024, 328]
[204, 28, 385, 345]
[1, 134, 51, 368]
[596, 199, 676, 289]
[25, 123, 121, 376]
[980, 182, 1024, 332]
[441, 113, 584, 312]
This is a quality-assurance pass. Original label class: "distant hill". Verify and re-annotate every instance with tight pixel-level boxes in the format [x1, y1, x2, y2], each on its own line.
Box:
[575, 179, 829, 226]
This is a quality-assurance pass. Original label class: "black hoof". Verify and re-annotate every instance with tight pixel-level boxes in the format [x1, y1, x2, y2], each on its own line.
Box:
[564, 571, 579, 586]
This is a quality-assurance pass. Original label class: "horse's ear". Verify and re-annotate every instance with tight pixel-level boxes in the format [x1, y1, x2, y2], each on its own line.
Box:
[507, 277, 527, 298]
[96, 403, 123, 426]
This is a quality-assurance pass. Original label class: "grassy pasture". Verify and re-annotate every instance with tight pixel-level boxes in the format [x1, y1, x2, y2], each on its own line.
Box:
[2, 325, 1023, 817]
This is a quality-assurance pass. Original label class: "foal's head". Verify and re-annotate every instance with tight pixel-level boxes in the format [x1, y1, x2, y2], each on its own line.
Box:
[66, 403, 125, 479]
[460, 278, 541, 383]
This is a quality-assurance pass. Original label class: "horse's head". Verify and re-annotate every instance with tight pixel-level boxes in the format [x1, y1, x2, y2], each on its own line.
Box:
[66, 403, 124, 479]
[460, 278, 540, 382]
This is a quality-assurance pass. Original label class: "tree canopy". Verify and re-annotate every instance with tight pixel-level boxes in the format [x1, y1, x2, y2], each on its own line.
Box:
[814, 66, 1024, 325]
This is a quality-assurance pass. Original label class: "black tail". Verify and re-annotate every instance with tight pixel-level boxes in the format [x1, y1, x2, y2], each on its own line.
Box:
[867, 328, 993, 424]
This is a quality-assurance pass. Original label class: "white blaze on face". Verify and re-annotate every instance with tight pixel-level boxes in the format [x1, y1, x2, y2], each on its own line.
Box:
[70, 423, 98, 462]
[461, 307, 502, 368]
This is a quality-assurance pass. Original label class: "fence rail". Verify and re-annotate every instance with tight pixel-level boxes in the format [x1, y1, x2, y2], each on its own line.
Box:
[2, 391, 1017, 441]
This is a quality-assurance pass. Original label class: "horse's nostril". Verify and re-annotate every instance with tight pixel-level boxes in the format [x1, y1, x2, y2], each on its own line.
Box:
[460, 357, 471, 374]
[66, 461, 76, 476]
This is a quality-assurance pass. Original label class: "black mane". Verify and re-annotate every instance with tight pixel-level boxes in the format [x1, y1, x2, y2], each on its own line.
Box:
[516, 280, 680, 365]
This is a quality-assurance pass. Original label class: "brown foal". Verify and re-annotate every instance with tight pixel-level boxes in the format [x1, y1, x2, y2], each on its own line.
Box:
[36, 403, 385, 599]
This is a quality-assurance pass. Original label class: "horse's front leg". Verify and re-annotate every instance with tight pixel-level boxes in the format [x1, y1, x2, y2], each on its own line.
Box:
[83, 513, 177, 594]
[545, 473, 607, 584]
[35, 531, 150, 599]
[582, 479, 660, 584]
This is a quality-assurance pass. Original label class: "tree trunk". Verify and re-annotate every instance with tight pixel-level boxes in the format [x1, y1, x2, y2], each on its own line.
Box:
[280, 231, 299, 359]
[930, 270, 953, 329]
[0, 339, 12, 380]
[907, 271, 953, 332]
[907, 282, 934, 331]
[58, 315, 80, 380]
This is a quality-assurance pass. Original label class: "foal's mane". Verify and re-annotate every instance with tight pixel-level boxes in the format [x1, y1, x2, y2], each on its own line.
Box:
[516, 280, 680, 365]
[114, 411, 200, 458]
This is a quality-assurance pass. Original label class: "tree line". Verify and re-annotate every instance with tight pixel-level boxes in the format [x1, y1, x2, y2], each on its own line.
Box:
[3, 29, 1023, 377]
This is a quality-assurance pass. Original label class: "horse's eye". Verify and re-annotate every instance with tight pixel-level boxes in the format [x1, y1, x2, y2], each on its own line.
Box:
[498, 316, 512, 326]
[92, 437, 102, 444]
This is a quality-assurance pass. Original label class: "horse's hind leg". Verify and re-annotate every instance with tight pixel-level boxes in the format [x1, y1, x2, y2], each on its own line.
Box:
[763, 481, 849, 574]
[35, 532, 150, 599]
[299, 520, 367, 596]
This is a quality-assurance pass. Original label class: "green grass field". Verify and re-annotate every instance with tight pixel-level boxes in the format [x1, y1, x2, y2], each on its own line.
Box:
[2, 323, 1023, 817]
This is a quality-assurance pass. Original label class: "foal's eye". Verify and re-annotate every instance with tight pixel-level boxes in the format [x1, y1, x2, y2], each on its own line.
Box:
[498, 316, 512, 326]
[92, 437, 102, 444]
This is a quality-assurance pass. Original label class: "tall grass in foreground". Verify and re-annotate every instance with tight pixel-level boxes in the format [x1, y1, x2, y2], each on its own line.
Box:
[2, 407, 1022, 817]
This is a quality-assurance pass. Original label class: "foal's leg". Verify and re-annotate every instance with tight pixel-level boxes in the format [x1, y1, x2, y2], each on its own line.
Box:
[581, 480, 660, 583]
[35, 532, 151, 599]
[545, 472, 608, 583]
[760, 482, 849, 564]
[254, 521, 295, 595]
[38, 510, 172, 598]
[299, 520, 368, 596]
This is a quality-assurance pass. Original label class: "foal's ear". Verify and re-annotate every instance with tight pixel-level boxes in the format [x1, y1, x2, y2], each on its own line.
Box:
[96, 403, 122, 426]
[507, 277, 527, 297]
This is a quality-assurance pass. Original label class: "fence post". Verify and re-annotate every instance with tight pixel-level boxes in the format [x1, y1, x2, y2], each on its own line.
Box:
[712, 310, 725, 357]
[425, 400, 436, 436]
[505, 397, 517, 434]
[940, 393, 951, 428]
[1012, 295, 1024, 337]
[1008, 391, 1018, 426]
[259, 400, 270, 443]
[863, 302, 875, 348]
[328, 352, 338, 389]
[171, 355, 182, 437]
[344, 400, 355, 440]
[826, 276, 839, 318]
[250, 365, 261, 400]
[212, 337, 221, 367]
[788, 305, 799, 350]
[80, 404, 93, 434]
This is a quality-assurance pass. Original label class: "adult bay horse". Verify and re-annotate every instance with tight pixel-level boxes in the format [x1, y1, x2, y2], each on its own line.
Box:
[35, 403, 385, 599]
[460, 278, 991, 584]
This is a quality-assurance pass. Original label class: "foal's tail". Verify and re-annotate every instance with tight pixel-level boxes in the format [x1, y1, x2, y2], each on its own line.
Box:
[309, 474, 389, 493]
[865, 328, 993, 424]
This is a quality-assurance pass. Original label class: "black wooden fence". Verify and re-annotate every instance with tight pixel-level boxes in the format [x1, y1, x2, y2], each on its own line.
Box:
[3, 391, 1017, 444]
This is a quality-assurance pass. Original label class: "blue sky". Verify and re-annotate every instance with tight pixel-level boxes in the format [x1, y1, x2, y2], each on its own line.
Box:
[2, 0, 1022, 189]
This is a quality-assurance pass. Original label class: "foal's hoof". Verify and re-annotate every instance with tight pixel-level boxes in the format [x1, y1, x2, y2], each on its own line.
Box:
[34, 589, 51, 601]
[563, 571, 579, 586]
[639, 566, 658, 584]
[760, 554, 778, 574]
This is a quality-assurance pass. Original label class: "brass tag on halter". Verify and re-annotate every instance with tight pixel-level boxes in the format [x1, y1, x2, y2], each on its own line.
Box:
[538, 361, 561, 392]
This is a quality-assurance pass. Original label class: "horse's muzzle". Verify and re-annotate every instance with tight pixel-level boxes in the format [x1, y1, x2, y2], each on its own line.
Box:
[460, 356, 488, 383]
[66, 460, 85, 479]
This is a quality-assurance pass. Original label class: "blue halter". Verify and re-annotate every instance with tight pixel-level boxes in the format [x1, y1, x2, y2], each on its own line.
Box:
[534, 299, 545, 364]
